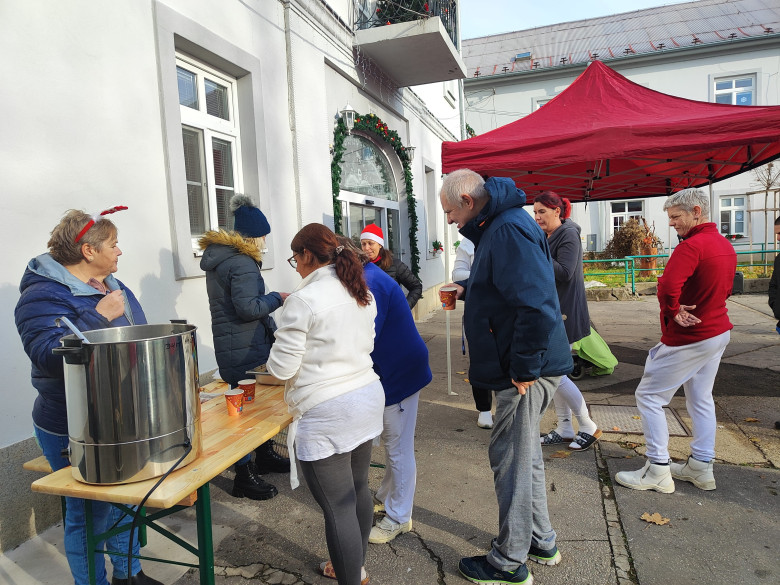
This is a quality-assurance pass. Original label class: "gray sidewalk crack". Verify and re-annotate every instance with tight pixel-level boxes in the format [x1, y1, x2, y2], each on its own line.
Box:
[410, 529, 448, 585]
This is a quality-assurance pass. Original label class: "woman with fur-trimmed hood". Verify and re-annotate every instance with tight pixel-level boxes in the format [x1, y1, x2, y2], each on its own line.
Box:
[199, 194, 290, 501]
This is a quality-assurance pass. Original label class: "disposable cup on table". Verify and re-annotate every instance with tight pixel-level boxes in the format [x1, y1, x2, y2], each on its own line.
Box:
[238, 378, 256, 402]
[225, 388, 244, 416]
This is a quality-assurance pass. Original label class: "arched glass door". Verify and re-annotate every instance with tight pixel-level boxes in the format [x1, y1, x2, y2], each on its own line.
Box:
[338, 134, 401, 253]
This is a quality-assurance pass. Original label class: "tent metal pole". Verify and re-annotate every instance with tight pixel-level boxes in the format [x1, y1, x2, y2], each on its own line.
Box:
[709, 180, 715, 222]
[443, 222, 457, 396]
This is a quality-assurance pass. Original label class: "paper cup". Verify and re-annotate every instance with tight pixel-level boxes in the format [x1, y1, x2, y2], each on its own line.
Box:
[225, 388, 244, 416]
[439, 286, 458, 310]
[238, 378, 256, 402]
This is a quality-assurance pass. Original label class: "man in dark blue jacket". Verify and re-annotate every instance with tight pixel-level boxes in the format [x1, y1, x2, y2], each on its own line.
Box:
[440, 169, 572, 585]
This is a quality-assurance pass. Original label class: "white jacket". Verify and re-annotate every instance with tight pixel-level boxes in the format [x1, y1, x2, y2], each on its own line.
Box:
[452, 237, 475, 282]
[267, 265, 379, 485]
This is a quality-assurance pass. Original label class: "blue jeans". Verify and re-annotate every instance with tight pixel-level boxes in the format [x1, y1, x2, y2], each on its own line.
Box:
[34, 426, 141, 585]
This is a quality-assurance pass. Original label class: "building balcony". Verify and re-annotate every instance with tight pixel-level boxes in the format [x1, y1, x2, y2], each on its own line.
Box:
[354, 0, 467, 87]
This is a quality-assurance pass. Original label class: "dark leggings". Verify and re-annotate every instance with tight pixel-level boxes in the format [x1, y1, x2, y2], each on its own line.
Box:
[472, 386, 493, 412]
[299, 439, 374, 585]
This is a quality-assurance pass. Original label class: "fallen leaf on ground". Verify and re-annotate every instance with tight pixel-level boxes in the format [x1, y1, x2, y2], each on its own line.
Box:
[456, 371, 466, 375]
[464, 378, 469, 383]
[550, 451, 571, 458]
[612, 426, 621, 431]
[632, 415, 641, 420]
[641, 512, 670, 525]
[743, 417, 760, 422]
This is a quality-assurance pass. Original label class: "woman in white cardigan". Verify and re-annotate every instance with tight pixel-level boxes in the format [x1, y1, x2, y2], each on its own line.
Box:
[267, 223, 383, 585]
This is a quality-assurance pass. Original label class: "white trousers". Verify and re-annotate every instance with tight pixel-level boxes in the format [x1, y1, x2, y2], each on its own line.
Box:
[376, 391, 420, 524]
[635, 331, 730, 463]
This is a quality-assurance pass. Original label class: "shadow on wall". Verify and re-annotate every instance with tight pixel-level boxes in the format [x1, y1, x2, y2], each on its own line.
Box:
[136, 248, 216, 381]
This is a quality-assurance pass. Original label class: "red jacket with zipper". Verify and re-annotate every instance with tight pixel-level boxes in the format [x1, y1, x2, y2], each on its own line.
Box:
[656, 222, 736, 346]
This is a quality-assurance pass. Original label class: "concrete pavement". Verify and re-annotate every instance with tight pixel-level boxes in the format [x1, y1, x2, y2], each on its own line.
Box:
[2, 293, 778, 585]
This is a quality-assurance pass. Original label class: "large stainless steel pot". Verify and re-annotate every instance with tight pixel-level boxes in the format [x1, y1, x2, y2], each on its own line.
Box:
[53, 323, 202, 485]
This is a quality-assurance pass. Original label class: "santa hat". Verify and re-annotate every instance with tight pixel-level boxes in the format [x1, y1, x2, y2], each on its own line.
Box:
[360, 224, 384, 246]
[231, 194, 270, 238]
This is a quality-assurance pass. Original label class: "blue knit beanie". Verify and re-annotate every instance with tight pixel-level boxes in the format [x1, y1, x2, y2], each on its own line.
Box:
[231, 194, 270, 238]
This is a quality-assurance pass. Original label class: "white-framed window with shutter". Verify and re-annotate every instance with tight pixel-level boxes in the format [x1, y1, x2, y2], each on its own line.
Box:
[176, 55, 242, 251]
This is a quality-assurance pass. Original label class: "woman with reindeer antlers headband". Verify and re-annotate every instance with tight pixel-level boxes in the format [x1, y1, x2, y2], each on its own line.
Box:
[15, 207, 162, 585]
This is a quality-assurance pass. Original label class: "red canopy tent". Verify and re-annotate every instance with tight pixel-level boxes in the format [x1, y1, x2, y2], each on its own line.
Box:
[441, 61, 780, 202]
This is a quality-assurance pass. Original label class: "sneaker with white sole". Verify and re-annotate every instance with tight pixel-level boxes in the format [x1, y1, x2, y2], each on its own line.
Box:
[671, 456, 716, 490]
[615, 460, 675, 493]
[478, 411, 494, 429]
[368, 516, 412, 544]
[527, 544, 561, 566]
[458, 555, 533, 584]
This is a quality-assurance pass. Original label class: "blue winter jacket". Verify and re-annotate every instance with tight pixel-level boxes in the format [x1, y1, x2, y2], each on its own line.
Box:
[364, 263, 432, 406]
[199, 231, 283, 386]
[15, 254, 146, 435]
[458, 177, 572, 389]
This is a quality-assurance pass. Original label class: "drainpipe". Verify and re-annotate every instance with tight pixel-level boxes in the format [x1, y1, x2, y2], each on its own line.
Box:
[283, 0, 304, 230]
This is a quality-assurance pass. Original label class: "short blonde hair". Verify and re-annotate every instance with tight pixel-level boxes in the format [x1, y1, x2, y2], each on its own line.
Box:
[48, 210, 117, 265]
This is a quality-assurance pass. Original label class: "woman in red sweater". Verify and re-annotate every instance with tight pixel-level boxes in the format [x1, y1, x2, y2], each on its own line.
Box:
[615, 188, 736, 494]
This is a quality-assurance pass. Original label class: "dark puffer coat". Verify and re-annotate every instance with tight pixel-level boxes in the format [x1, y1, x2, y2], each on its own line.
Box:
[382, 257, 423, 309]
[199, 231, 283, 386]
[15, 253, 146, 435]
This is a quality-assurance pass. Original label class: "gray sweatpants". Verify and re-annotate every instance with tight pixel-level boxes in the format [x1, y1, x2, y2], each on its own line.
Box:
[487, 376, 561, 572]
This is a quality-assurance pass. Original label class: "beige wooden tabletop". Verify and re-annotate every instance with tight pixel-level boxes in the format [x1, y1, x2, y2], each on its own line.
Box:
[31, 382, 291, 509]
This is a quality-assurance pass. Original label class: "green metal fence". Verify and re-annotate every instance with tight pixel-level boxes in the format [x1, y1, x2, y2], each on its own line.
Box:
[584, 246, 780, 294]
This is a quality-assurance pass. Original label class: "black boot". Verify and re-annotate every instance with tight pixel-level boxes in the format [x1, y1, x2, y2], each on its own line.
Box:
[254, 440, 291, 474]
[232, 461, 278, 500]
[111, 571, 163, 585]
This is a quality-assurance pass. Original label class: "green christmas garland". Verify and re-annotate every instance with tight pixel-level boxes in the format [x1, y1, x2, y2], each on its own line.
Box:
[331, 113, 420, 277]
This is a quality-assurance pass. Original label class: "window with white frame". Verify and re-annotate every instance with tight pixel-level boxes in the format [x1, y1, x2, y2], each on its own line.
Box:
[176, 55, 242, 247]
[714, 75, 755, 105]
[719, 196, 746, 236]
[610, 200, 644, 233]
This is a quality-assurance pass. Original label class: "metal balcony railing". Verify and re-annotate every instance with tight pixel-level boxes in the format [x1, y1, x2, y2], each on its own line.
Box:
[354, 0, 458, 48]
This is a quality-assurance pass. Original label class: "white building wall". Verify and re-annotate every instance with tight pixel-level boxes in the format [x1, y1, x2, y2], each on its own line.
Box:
[0, 0, 459, 542]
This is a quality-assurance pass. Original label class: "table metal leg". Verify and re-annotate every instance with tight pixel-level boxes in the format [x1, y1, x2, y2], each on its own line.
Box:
[195, 482, 215, 585]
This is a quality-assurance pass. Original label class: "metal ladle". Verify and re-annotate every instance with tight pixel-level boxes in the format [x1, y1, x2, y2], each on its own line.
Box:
[55, 316, 90, 344]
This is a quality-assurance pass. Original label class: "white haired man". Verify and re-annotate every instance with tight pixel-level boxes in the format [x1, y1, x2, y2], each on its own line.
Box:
[615, 188, 736, 493]
[440, 169, 572, 584]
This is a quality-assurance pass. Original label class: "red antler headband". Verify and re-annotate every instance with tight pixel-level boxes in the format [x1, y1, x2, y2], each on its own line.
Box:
[74, 206, 129, 243]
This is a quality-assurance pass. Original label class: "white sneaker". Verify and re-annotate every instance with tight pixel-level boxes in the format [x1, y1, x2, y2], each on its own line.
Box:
[368, 516, 412, 544]
[671, 456, 716, 490]
[477, 411, 493, 429]
[615, 461, 675, 493]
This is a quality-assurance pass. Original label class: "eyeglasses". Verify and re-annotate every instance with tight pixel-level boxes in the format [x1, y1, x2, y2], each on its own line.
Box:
[287, 252, 299, 269]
